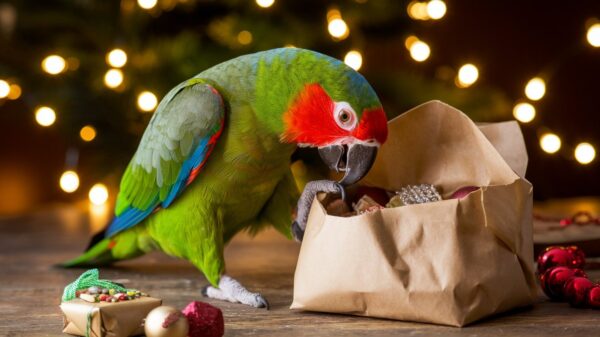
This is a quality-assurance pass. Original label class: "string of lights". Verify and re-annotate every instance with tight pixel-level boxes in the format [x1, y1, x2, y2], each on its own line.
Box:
[0, 0, 597, 205]
[399, 1, 597, 166]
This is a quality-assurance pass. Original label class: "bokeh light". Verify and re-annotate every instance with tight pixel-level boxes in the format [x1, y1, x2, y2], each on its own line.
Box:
[525, 77, 546, 101]
[106, 49, 128, 68]
[59, 170, 80, 193]
[409, 40, 431, 62]
[587, 23, 600, 47]
[137, 91, 158, 112]
[80, 125, 97, 142]
[237, 30, 253, 45]
[404, 35, 419, 49]
[328, 18, 349, 40]
[540, 133, 561, 154]
[574, 142, 596, 164]
[426, 0, 447, 20]
[512, 102, 536, 123]
[256, 0, 275, 8]
[41, 55, 66, 75]
[137, 0, 157, 10]
[344, 50, 363, 71]
[0, 80, 9, 98]
[457, 64, 479, 87]
[8, 84, 22, 100]
[89, 183, 109, 205]
[104, 69, 124, 88]
[407, 1, 430, 20]
[35, 106, 57, 127]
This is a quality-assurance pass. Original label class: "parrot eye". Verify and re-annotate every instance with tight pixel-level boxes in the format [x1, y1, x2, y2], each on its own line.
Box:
[333, 102, 357, 131]
[339, 111, 351, 122]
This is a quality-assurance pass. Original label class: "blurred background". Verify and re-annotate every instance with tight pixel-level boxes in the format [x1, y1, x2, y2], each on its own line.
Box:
[0, 0, 599, 216]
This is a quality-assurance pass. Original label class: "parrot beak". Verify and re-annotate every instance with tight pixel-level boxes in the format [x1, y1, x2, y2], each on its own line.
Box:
[318, 143, 378, 186]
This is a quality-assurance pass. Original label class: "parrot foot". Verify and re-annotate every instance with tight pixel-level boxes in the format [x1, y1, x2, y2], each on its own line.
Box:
[292, 180, 345, 242]
[202, 275, 270, 309]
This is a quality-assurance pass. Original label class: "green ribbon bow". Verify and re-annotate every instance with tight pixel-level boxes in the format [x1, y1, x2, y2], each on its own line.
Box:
[61, 268, 128, 302]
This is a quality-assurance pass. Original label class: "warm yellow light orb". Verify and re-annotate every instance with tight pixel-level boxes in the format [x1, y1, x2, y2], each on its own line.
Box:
[525, 77, 546, 101]
[35, 106, 57, 127]
[237, 30, 253, 45]
[137, 91, 158, 112]
[457, 63, 479, 87]
[8, 84, 22, 100]
[137, 0, 157, 10]
[0, 80, 9, 98]
[104, 69, 124, 88]
[42, 55, 67, 75]
[404, 35, 419, 49]
[328, 18, 349, 40]
[255, 0, 275, 8]
[89, 183, 109, 205]
[344, 50, 363, 71]
[427, 0, 447, 20]
[574, 142, 596, 164]
[540, 133, 561, 154]
[60, 171, 80, 193]
[587, 23, 600, 47]
[407, 1, 430, 20]
[80, 125, 97, 142]
[327, 8, 341, 21]
[410, 40, 431, 62]
[106, 49, 128, 68]
[512, 102, 536, 123]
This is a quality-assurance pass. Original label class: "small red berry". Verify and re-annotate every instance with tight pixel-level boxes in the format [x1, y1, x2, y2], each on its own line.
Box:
[540, 266, 586, 300]
[564, 277, 595, 307]
[588, 285, 600, 308]
[537, 246, 585, 274]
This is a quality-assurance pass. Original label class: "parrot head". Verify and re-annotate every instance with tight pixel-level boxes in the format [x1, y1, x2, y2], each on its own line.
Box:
[282, 79, 388, 186]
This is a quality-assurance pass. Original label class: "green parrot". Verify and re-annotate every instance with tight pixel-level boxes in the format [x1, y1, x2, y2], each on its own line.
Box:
[63, 48, 388, 308]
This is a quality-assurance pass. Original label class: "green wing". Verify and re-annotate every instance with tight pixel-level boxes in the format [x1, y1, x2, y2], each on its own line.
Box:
[106, 79, 225, 237]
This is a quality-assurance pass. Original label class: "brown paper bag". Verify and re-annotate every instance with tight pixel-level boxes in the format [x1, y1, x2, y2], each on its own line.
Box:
[291, 101, 537, 327]
[60, 296, 162, 337]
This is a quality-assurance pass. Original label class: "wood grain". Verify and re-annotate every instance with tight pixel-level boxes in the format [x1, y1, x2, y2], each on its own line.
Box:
[0, 203, 598, 337]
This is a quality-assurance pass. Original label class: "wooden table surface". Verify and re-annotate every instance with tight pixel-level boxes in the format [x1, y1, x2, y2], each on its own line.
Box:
[1, 203, 599, 337]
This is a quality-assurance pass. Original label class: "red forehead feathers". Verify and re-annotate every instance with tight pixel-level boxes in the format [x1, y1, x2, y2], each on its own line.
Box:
[283, 84, 387, 146]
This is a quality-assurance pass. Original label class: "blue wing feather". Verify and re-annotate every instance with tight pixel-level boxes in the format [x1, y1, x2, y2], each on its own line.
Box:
[105, 134, 216, 237]
[164, 137, 210, 207]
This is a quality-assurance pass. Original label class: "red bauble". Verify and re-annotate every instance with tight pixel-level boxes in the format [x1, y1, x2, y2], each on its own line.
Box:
[540, 266, 587, 300]
[588, 285, 600, 309]
[450, 186, 480, 199]
[537, 246, 585, 274]
[182, 301, 224, 337]
[564, 277, 595, 307]
[566, 246, 586, 268]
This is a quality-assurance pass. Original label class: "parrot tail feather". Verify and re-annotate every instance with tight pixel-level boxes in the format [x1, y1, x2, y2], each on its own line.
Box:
[59, 238, 116, 268]
[85, 229, 107, 251]
[59, 229, 148, 268]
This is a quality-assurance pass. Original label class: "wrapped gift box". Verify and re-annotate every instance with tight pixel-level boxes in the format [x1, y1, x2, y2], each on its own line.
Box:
[60, 296, 162, 337]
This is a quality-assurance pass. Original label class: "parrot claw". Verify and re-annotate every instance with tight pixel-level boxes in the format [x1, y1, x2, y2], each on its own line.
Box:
[292, 220, 304, 242]
[255, 294, 270, 310]
[334, 182, 346, 201]
[293, 180, 346, 242]
[202, 275, 270, 309]
[200, 285, 209, 297]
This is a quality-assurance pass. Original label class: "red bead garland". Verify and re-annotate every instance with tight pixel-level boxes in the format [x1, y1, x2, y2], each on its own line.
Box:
[537, 245, 599, 309]
[534, 211, 600, 228]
